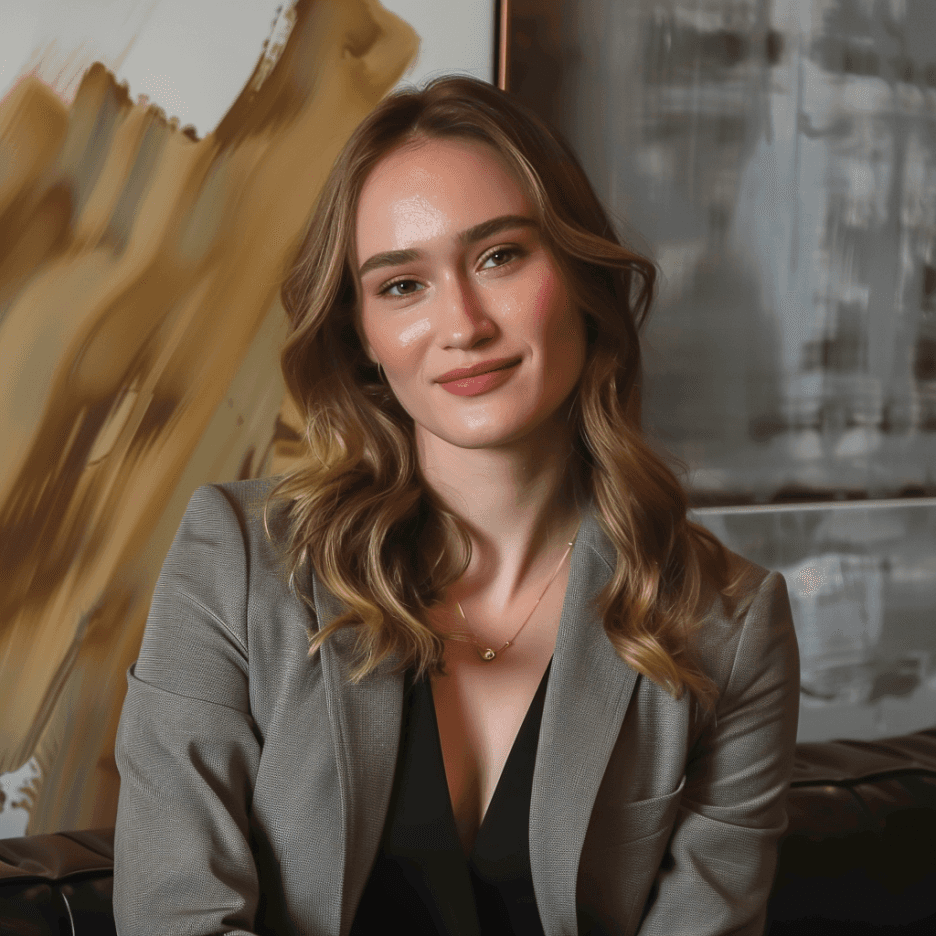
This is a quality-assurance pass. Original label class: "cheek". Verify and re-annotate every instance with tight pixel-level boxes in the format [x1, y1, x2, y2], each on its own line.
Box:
[397, 317, 432, 347]
[361, 313, 431, 362]
[530, 273, 580, 346]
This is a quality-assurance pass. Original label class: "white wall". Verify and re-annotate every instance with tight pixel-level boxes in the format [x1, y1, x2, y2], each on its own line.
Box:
[0, 0, 495, 136]
[382, 0, 495, 89]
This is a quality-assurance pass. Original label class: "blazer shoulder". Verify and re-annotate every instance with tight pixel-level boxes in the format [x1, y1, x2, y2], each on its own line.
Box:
[714, 545, 781, 620]
[209, 474, 287, 516]
[690, 546, 795, 697]
[723, 544, 774, 591]
[199, 474, 292, 539]
[178, 476, 296, 587]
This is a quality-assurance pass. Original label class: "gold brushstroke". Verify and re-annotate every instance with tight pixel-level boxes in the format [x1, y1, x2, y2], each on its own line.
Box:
[0, 0, 418, 833]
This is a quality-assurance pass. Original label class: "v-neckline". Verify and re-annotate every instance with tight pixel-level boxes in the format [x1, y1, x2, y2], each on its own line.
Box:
[424, 657, 553, 859]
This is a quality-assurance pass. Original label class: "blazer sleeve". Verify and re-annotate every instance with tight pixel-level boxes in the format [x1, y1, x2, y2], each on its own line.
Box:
[114, 484, 263, 936]
[636, 570, 801, 936]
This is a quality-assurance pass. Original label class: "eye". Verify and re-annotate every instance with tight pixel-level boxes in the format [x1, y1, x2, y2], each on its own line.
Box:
[379, 278, 424, 298]
[481, 246, 520, 269]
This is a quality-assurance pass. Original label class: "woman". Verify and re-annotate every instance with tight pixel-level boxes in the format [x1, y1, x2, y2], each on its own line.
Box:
[114, 75, 800, 936]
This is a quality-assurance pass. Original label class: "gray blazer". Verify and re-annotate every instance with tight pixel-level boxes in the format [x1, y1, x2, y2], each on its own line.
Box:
[114, 477, 800, 936]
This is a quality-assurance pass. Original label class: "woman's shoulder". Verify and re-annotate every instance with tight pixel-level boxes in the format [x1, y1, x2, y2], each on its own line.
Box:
[689, 545, 797, 693]
[721, 544, 777, 596]
[201, 474, 285, 510]
[179, 475, 294, 569]
[189, 475, 290, 527]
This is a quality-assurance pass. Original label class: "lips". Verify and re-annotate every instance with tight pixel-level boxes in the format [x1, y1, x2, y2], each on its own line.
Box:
[435, 356, 521, 383]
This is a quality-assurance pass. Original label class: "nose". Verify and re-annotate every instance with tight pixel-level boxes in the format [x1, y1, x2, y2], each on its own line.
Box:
[438, 270, 497, 349]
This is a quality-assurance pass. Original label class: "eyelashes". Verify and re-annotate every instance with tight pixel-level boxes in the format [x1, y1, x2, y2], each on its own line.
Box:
[377, 246, 523, 299]
[379, 277, 423, 298]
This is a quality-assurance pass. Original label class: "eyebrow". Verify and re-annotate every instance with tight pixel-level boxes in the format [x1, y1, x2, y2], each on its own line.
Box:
[357, 214, 538, 279]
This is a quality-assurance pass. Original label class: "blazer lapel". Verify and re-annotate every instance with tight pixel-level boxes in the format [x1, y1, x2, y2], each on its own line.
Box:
[311, 569, 405, 936]
[530, 502, 639, 936]
[306, 499, 635, 936]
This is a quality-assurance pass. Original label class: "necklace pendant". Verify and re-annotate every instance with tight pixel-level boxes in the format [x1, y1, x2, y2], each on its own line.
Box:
[480, 648, 496, 661]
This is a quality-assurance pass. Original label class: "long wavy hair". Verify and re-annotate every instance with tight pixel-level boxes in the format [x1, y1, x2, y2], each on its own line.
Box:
[273, 74, 745, 711]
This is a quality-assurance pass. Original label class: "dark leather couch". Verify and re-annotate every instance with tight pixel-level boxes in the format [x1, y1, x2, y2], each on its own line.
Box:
[2, 728, 935, 935]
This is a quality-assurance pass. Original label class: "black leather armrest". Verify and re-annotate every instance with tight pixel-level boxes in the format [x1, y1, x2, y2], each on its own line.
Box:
[767, 728, 936, 935]
[0, 828, 115, 936]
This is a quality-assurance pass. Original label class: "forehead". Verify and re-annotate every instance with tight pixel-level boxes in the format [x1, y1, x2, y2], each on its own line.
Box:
[355, 138, 531, 250]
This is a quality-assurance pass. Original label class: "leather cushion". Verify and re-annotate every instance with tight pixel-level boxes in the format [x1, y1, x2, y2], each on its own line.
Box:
[767, 728, 936, 934]
[0, 829, 116, 936]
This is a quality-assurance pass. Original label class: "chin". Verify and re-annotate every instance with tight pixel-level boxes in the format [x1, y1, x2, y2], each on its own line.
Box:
[426, 412, 556, 450]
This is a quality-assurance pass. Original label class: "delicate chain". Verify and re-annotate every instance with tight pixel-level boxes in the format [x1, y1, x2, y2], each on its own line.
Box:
[455, 521, 581, 661]
[379, 354, 579, 658]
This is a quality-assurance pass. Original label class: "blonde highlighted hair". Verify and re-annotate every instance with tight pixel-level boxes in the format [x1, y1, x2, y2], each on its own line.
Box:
[273, 74, 744, 711]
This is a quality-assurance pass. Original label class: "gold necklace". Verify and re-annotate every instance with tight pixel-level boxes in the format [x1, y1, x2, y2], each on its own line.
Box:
[455, 522, 581, 661]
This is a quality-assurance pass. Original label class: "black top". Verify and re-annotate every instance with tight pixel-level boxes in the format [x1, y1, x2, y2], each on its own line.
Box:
[349, 659, 552, 936]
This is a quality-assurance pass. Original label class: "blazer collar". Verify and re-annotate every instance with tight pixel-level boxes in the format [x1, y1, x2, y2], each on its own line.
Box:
[311, 499, 636, 936]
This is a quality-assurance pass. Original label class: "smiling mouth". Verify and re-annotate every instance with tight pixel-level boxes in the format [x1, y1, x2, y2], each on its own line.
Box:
[472, 360, 518, 378]
[437, 359, 521, 383]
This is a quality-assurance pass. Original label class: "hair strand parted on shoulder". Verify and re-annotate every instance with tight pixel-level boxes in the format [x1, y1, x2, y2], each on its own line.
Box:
[270, 74, 747, 712]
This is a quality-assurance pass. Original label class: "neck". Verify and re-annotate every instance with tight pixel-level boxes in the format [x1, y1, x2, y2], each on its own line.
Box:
[415, 418, 583, 606]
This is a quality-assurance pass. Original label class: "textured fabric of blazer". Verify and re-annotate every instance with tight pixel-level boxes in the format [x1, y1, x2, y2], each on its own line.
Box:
[114, 477, 800, 936]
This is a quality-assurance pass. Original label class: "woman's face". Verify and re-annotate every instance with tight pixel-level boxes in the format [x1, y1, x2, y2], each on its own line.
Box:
[354, 136, 586, 454]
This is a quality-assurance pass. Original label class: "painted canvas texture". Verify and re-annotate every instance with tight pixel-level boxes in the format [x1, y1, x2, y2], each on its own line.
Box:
[0, 0, 419, 836]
